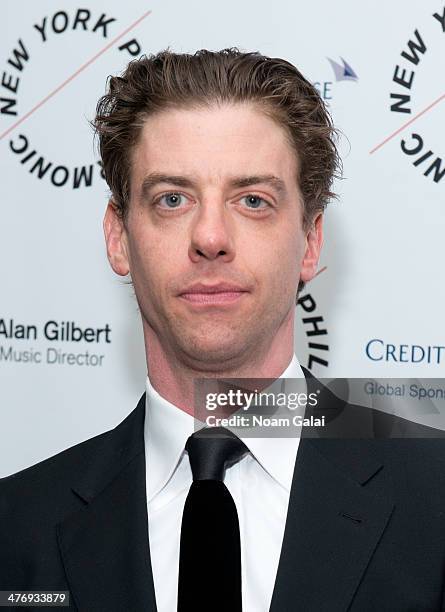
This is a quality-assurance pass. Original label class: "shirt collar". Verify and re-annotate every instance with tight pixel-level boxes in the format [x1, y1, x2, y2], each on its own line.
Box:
[144, 375, 194, 502]
[241, 355, 304, 492]
[144, 354, 305, 501]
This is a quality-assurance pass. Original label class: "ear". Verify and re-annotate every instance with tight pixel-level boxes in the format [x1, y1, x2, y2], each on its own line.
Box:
[103, 201, 130, 276]
[300, 213, 324, 284]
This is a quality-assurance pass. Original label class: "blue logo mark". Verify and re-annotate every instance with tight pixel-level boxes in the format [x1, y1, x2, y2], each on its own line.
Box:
[327, 57, 358, 82]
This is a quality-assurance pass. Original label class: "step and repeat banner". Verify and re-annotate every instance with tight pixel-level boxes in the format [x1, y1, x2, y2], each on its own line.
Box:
[1, 0, 444, 475]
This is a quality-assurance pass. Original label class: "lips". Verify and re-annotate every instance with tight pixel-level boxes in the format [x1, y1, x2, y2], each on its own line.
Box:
[178, 282, 249, 305]
[179, 282, 248, 295]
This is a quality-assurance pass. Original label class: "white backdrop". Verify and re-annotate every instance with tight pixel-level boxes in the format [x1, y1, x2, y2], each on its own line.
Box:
[1, 0, 444, 476]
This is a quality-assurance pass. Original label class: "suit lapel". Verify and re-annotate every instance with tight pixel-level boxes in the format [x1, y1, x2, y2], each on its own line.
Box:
[270, 371, 395, 611]
[57, 395, 157, 612]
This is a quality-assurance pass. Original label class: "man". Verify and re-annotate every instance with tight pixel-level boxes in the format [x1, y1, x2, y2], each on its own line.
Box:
[1, 48, 445, 612]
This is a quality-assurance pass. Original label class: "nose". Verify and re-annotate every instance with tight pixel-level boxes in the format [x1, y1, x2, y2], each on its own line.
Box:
[188, 199, 235, 263]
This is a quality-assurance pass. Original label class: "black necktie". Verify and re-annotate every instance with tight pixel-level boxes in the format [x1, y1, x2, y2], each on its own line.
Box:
[177, 427, 248, 612]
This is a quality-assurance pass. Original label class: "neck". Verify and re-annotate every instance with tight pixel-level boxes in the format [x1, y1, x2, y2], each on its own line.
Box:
[143, 310, 295, 415]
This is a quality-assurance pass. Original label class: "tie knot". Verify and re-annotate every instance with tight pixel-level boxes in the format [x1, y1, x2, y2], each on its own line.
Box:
[185, 427, 248, 481]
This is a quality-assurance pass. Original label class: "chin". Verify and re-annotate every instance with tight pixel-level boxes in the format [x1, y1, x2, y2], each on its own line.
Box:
[179, 334, 249, 369]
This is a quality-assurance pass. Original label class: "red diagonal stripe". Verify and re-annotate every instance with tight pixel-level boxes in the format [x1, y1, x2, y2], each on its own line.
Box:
[370, 92, 445, 154]
[0, 9, 152, 141]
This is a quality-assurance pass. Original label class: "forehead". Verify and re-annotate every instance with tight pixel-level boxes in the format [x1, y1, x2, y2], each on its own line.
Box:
[131, 103, 299, 186]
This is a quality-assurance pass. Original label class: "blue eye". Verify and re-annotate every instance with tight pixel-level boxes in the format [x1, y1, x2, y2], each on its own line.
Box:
[242, 195, 269, 209]
[158, 193, 186, 208]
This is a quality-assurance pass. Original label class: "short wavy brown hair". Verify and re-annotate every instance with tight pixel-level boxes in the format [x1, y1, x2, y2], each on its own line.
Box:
[94, 48, 341, 232]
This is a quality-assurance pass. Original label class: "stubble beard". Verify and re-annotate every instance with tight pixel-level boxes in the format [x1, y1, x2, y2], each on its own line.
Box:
[144, 293, 294, 375]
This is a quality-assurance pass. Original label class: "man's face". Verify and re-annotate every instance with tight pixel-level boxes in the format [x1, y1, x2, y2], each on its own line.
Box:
[105, 103, 322, 370]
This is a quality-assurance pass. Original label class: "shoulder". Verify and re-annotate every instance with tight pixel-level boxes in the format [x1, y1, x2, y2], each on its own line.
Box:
[347, 403, 445, 465]
[352, 409, 445, 497]
[0, 395, 145, 518]
[307, 388, 445, 494]
[0, 428, 113, 586]
[0, 428, 112, 518]
[0, 396, 145, 586]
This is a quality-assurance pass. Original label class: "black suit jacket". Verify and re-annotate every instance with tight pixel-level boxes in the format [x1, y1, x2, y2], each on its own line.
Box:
[2, 374, 445, 611]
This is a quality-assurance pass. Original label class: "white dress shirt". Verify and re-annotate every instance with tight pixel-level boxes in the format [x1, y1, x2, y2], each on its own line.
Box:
[144, 355, 305, 612]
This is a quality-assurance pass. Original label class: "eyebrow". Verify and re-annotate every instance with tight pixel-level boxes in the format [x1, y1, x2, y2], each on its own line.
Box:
[140, 172, 288, 198]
